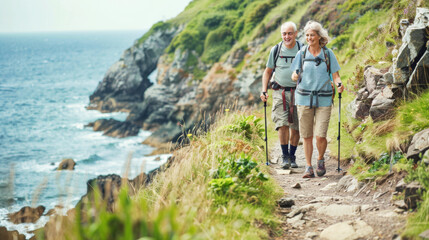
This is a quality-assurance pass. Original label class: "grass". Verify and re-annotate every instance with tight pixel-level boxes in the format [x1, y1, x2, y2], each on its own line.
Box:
[37, 107, 283, 239]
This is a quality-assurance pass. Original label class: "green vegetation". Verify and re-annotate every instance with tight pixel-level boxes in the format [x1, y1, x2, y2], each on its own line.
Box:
[137, 21, 172, 45]
[42, 109, 282, 239]
[63, 0, 429, 238]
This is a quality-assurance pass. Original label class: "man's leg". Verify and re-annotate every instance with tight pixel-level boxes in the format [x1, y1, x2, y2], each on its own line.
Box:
[279, 126, 290, 169]
[289, 128, 299, 168]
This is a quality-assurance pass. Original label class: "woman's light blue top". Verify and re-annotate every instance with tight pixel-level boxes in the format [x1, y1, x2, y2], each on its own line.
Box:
[291, 47, 340, 107]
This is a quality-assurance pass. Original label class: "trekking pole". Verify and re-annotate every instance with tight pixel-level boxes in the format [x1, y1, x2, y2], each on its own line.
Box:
[337, 83, 342, 173]
[263, 94, 269, 166]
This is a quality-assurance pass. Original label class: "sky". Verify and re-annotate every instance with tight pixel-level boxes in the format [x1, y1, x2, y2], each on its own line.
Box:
[0, 0, 193, 33]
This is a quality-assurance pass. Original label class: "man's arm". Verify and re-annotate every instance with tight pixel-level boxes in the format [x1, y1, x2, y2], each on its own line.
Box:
[260, 67, 273, 102]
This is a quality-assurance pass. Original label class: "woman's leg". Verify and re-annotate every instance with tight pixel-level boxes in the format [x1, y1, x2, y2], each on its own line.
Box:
[316, 136, 327, 160]
[303, 136, 313, 166]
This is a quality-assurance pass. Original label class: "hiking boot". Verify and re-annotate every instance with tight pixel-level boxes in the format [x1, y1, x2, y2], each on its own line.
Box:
[303, 166, 315, 178]
[281, 155, 290, 169]
[316, 159, 326, 177]
[290, 155, 298, 168]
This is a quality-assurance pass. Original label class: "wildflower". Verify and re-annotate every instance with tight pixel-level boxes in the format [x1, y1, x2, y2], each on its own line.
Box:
[187, 133, 193, 137]
[225, 109, 230, 112]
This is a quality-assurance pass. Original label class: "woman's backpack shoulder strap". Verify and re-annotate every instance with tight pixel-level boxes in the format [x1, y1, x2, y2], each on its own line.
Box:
[322, 46, 331, 74]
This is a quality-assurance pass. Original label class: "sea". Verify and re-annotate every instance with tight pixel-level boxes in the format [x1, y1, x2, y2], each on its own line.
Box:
[0, 30, 167, 237]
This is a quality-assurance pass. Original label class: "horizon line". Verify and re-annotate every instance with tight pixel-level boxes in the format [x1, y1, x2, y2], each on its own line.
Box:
[0, 28, 148, 34]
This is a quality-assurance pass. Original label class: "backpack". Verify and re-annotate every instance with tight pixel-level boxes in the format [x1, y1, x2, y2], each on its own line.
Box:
[297, 45, 336, 107]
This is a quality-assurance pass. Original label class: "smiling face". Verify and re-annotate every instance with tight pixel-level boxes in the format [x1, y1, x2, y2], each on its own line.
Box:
[281, 25, 297, 49]
[305, 29, 321, 48]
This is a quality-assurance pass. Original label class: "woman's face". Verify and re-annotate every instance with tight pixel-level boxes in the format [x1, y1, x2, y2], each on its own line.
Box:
[305, 29, 320, 47]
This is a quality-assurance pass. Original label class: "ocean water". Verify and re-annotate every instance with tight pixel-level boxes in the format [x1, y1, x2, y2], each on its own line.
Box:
[0, 31, 167, 237]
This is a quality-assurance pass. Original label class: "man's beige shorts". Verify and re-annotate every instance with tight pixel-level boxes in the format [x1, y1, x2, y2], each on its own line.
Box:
[297, 105, 332, 138]
[271, 90, 299, 131]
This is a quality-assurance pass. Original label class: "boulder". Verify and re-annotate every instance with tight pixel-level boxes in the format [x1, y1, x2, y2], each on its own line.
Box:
[337, 175, 364, 193]
[78, 174, 127, 212]
[414, 8, 429, 27]
[404, 181, 424, 209]
[348, 98, 371, 120]
[369, 94, 395, 121]
[392, 67, 411, 84]
[396, 26, 427, 69]
[407, 128, 429, 161]
[0, 226, 25, 240]
[356, 88, 368, 100]
[420, 229, 429, 240]
[8, 205, 45, 224]
[316, 204, 361, 217]
[277, 198, 295, 208]
[395, 179, 407, 192]
[407, 47, 429, 93]
[364, 66, 384, 93]
[320, 220, 373, 240]
[383, 72, 394, 84]
[88, 118, 140, 138]
[57, 158, 76, 170]
[382, 85, 402, 99]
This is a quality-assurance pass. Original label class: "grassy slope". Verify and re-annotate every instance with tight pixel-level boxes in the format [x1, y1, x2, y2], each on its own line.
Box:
[46, 0, 429, 239]
[321, 1, 429, 238]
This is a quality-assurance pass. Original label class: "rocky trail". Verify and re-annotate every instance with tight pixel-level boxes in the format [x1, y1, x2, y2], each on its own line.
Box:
[269, 142, 408, 240]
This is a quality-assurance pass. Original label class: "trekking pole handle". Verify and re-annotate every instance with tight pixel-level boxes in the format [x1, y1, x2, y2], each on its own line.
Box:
[337, 82, 342, 99]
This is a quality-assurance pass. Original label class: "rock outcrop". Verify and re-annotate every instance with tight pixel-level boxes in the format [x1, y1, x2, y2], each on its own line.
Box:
[86, 118, 141, 138]
[407, 128, 429, 161]
[8, 205, 46, 224]
[0, 227, 26, 240]
[57, 158, 76, 170]
[78, 156, 174, 213]
[349, 8, 429, 122]
[88, 23, 265, 143]
[88, 26, 182, 113]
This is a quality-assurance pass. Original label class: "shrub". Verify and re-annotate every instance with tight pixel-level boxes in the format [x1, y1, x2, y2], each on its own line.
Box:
[203, 13, 225, 29]
[209, 154, 269, 205]
[168, 28, 204, 54]
[202, 27, 234, 63]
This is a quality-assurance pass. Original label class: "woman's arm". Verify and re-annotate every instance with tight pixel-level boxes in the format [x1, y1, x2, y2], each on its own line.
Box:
[332, 72, 344, 93]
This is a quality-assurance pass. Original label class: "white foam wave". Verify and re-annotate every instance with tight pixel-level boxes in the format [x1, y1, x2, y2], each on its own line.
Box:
[71, 123, 84, 129]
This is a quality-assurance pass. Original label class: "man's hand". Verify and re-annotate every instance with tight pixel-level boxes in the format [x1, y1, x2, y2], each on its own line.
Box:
[260, 92, 269, 102]
[291, 71, 299, 81]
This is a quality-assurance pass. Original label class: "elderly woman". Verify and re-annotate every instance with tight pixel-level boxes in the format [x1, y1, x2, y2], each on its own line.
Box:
[291, 21, 344, 178]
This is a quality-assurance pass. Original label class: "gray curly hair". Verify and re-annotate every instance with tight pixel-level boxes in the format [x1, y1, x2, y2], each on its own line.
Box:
[304, 21, 330, 47]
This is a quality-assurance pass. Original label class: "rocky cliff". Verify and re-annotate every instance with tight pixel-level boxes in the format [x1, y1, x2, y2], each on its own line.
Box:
[88, 28, 265, 144]
[349, 8, 429, 122]
[88, 26, 182, 113]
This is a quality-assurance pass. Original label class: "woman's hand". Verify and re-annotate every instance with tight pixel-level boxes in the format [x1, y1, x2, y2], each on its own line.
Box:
[332, 72, 344, 93]
[337, 83, 344, 93]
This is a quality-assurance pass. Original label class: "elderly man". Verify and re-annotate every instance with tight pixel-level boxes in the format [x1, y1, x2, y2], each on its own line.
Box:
[260, 22, 302, 169]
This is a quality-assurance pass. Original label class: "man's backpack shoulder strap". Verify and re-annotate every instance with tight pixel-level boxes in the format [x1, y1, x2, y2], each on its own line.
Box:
[273, 41, 283, 70]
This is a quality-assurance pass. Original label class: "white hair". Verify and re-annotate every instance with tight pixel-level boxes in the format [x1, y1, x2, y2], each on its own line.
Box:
[280, 22, 297, 32]
[304, 21, 330, 47]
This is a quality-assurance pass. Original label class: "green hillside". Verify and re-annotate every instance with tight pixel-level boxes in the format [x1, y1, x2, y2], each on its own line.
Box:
[36, 0, 429, 239]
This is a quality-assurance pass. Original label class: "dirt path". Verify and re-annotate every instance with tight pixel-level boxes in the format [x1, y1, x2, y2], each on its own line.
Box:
[269, 141, 407, 240]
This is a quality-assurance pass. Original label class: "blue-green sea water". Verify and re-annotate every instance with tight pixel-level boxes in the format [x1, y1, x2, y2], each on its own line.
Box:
[0, 31, 166, 236]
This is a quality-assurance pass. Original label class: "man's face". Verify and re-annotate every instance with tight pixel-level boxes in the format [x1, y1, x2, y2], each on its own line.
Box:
[281, 25, 297, 48]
